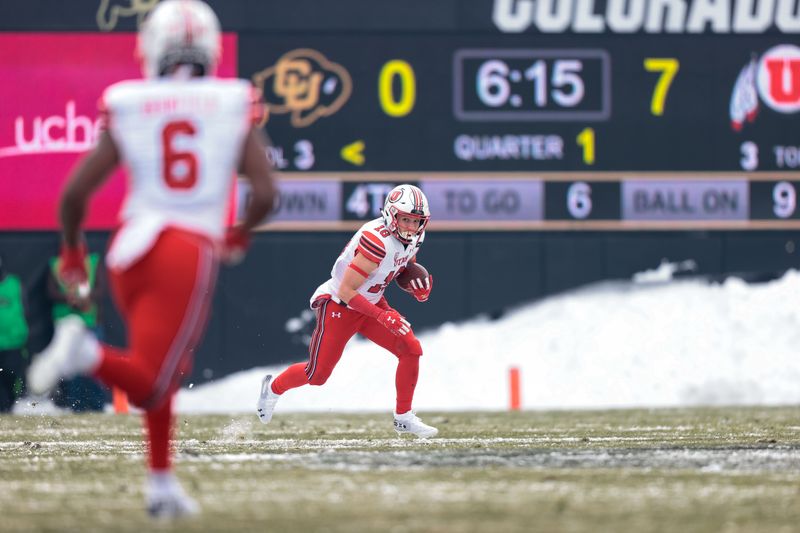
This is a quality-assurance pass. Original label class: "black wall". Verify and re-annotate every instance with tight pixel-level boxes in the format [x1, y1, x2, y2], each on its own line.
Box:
[3, 230, 797, 382]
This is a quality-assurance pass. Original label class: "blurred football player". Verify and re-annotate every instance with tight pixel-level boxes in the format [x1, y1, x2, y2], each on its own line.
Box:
[257, 184, 437, 438]
[27, 0, 276, 519]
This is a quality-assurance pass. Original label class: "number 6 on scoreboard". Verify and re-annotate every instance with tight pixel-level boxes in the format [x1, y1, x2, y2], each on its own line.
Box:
[644, 58, 679, 116]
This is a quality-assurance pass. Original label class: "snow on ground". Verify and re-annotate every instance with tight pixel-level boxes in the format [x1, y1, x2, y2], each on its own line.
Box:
[173, 267, 800, 414]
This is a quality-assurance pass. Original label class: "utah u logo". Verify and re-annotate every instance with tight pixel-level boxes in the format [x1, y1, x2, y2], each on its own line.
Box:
[331, 312, 341, 318]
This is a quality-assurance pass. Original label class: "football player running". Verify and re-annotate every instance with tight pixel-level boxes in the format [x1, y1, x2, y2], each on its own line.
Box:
[27, 0, 276, 519]
[257, 184, 437, 438]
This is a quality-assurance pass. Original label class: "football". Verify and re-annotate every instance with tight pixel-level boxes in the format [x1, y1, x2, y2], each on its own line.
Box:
[395, 262, 429, 292]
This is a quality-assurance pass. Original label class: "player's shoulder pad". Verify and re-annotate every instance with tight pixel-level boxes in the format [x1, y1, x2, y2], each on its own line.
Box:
[210, 78, 264, 125]
[356, 229, 387, 264]
[101, 79, 145, 109]
[99, 79, 147, 127]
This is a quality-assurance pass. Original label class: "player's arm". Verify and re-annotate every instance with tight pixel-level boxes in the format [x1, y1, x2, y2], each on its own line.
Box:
[337, 230, 385, 306]
[237, 127, 276, 232]
[337, 252, 378, 304]
[60, 130, 119, 248]
[222, 127, 276, 264]
[58, 130, 119, 292]
[339, 244, 410, 337]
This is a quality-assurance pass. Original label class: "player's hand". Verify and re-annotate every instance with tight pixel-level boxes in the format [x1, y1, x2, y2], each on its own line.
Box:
[408, 274, 433, 303]
[377, 309, 411, 336]
[58, 242, 88, 298]
[221, 226, 250, 265]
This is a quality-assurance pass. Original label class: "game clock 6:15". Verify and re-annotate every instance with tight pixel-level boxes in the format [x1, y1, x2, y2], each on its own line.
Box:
[453, 49, 611, 122]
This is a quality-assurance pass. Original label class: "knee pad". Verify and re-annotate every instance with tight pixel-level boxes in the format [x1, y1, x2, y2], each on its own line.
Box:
[396, 337, 423, 358]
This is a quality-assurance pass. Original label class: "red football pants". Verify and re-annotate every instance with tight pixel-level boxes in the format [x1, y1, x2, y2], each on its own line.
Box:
[94, 228, 218, 469]
[272, 297, 423, 414]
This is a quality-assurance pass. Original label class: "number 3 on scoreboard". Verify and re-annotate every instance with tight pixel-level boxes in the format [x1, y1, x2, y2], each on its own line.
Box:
[644, 58, 679, 116]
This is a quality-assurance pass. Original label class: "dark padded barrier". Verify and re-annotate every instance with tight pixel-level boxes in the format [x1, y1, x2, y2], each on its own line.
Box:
[3, 230, 799, 382]
[604, 235, 725, 279]
[543, 237, 609, 295]
[723, 235, 799, 275]
[467, 234, 543, 315]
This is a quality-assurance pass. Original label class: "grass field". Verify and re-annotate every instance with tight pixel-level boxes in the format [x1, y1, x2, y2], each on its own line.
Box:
[1, 406, 800, 532]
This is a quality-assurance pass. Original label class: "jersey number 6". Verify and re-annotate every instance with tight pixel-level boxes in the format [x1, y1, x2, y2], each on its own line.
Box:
[162, 120, 198, 190]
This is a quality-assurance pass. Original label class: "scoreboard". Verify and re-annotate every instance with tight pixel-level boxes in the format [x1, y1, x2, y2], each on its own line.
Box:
[241, 36, 799, 173]
[249, 174, 800, 231]
[237, 33, 800, 230]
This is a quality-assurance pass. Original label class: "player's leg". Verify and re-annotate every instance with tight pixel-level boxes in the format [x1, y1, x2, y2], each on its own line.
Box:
[273, 298, 360, 390]
[101, 229, 214, 516]
[144, 395, 199, 518]
[359, 318, 437, 438]
[258, 298, 360, 423]
[359, 318, 422, 413]
[26, 316, 102, 396]
[26, 229, 213, 401]
[95, 229, 217, 408]
[304, 299, 361, 386]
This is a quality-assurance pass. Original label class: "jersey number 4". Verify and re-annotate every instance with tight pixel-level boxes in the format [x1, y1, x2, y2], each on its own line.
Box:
[162, 120, 198, 190]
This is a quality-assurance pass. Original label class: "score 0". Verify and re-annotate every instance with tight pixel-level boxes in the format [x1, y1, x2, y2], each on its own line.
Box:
[379, 60, 416, 117]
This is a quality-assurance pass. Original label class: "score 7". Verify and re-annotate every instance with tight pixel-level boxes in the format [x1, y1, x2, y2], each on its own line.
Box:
[643, 58, 680, 116]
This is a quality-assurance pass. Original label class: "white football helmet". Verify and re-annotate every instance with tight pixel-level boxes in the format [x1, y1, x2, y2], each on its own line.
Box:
[136, 0, 222, 78]
[381, 184, 430, 244]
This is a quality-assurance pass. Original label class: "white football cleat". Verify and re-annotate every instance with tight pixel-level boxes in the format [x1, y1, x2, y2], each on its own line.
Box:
[146, 475, 200, 519]
[27, 315, 100, 395]
[256, 374, 280, 424]
[393, 411, 438, 439]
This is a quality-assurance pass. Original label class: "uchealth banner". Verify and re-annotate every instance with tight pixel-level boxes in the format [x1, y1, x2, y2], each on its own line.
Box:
[0, 33, 238, 230]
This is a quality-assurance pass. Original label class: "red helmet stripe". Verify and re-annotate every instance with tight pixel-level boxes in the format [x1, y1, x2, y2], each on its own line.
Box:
[181, 0, 194, 45]
[410, 186, 422, 211]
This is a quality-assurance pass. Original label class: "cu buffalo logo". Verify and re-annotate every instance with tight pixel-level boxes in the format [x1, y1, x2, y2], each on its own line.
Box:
[730, 44, 800, 131]
[96, 0, 158, 31]
[252, 49, 352, 128]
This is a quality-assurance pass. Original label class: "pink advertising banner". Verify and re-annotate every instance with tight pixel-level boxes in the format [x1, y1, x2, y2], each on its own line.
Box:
[0, 33, 238, 230]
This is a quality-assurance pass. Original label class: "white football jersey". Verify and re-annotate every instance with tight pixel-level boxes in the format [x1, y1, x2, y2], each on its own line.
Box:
[103, 77, 257, 239]
[312, 218, 424, 306]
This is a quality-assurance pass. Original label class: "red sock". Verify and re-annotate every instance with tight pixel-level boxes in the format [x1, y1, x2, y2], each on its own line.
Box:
[271, 363, 309, 395]
[145, 396, 173, 471]
[93, 345, 158, 407]
[395, 355, 419, 414]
